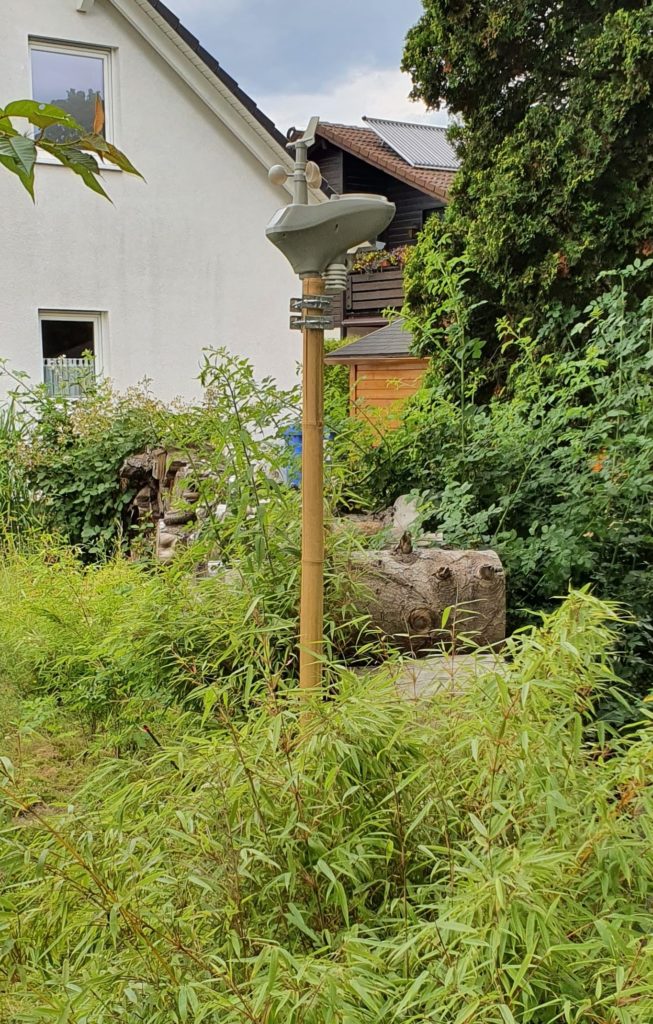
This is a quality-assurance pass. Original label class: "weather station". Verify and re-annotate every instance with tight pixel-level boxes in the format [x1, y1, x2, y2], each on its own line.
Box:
[266, 116, 396, 694]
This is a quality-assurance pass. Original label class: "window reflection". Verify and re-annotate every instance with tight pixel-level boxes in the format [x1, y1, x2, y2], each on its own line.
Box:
[31, 47, 105, 141]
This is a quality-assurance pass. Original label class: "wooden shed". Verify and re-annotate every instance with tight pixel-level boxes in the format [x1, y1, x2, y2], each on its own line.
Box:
[325, 320, 428, 424]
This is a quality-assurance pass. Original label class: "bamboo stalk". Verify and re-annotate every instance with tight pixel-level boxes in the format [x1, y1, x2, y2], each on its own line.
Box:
[299, 275, 325, 692]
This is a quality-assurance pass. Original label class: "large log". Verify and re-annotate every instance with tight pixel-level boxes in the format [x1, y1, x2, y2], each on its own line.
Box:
[352, 547, 505, 653]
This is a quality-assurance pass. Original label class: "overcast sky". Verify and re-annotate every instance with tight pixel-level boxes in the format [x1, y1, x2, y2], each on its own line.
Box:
[170, 0, 447, 132]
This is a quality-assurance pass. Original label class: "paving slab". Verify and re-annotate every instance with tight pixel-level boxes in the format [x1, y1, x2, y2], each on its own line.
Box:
[392, 653, 503, 699]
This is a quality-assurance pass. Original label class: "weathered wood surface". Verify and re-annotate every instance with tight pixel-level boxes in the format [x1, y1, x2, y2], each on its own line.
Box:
[120, 449, 200, 560]
[119, 448, 167, 527]
[352, 547, 505, 653]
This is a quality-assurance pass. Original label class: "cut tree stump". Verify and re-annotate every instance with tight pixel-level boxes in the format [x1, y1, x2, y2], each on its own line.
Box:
[352, 547, 505, 653]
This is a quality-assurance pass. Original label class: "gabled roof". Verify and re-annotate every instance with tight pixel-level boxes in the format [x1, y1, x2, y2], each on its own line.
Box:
[325, 320, 416, 362]
[140, 0, 287, 150]
[316, 121, 457, 202]
[363, 117, 459, 171]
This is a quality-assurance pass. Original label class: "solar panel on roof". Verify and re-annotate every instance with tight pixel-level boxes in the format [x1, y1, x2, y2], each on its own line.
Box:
[363, 117, 459, 171]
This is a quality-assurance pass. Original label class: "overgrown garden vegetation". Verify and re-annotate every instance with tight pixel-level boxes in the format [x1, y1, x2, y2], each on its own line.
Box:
[2, 1, 653, 1019]
[4, 593, 653, 1023]
[361, 258, 653, 707]
[370, 0, 653, 703]
[2, 342, 652, 1023]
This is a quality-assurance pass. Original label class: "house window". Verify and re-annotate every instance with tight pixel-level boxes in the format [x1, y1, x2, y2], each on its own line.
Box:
[40, 311, 102, 398]
[30, 40, 112, 142]
[421, 207, 444, 230]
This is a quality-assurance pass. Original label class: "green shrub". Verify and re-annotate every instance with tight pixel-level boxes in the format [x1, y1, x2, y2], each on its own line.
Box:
[0, 349, 319, 557]
[0, 351, 375, 731]
[363, 263, 653, 700]
[1, 368, 163, 557]
[324, 338, 352, 429]
[2, 591, 653, 1022]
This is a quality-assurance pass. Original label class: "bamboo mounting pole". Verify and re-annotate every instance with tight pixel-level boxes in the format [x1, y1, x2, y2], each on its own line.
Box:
[299, 274, 326, 692]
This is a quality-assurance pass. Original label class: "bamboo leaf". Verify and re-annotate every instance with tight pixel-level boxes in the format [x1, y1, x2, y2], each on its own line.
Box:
[498, 1005, 517, 1024]
[469, 812, 488, 837]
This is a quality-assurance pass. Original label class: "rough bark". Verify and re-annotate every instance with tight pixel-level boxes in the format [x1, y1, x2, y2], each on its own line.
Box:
[352, 547, 505, 653]
[119, 448, 167, 529]
[119, 449, 202, 559]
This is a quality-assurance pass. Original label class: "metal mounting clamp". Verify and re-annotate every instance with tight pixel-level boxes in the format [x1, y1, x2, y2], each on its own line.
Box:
[290, 296, 332, 312]
[290, 315, 333, 331]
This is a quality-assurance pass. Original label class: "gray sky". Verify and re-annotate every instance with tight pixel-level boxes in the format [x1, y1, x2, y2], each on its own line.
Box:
[170, 0, 447, 132]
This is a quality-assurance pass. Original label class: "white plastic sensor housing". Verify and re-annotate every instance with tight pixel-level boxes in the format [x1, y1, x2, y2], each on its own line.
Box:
[268, 161, 322, 190]
[266, 193, 396, 278]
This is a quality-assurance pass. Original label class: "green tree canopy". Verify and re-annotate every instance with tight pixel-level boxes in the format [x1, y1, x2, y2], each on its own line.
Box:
[402, 1, 653, 344]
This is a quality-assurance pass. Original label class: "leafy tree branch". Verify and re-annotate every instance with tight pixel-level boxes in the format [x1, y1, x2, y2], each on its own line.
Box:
[0, 98, 141, 200]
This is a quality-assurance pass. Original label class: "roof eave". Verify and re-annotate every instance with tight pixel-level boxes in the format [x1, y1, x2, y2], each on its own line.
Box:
[109, 0, 325, 201]
[316, 126, 452, 203]
[141, 0, 287, 148]
[325, 350, 417, 364]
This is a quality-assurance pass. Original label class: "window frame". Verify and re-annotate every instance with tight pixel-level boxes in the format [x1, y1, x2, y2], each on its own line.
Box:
[39, 309, 106, 377]
[28, 37, 117, 168]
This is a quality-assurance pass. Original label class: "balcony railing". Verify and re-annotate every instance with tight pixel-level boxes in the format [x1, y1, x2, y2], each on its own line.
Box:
[43, 357, 96, 399]
[345, 266, 405, 321]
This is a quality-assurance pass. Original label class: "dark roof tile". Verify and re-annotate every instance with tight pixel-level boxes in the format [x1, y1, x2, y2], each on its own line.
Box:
[325, 320, 415, 361]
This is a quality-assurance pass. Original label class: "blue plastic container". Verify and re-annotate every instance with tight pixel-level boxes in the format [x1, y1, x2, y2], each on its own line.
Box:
[283, 424, 303, 487]
[283, 424, 334, 487]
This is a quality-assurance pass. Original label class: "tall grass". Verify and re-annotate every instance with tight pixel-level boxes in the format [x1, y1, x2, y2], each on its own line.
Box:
[0, 526, 368, 730]
[2, 591, 652, 1022]
[0, 402, 36, 539]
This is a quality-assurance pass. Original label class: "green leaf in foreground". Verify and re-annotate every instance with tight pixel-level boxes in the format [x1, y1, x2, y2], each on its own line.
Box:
[1, 98, 141, 199]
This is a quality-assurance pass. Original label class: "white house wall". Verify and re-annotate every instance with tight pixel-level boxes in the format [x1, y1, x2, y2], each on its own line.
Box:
[0, 0, 303, 400]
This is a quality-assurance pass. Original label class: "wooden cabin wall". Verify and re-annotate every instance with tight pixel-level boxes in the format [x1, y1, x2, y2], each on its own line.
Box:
[313, 141, 344, 194]
[311, 142, 444, 248]
[351, 357, 430, 425]
[342, 153, 443, 249]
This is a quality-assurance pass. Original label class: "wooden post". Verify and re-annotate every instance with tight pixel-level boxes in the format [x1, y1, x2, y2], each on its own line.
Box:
[299, 275, 326, 692]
